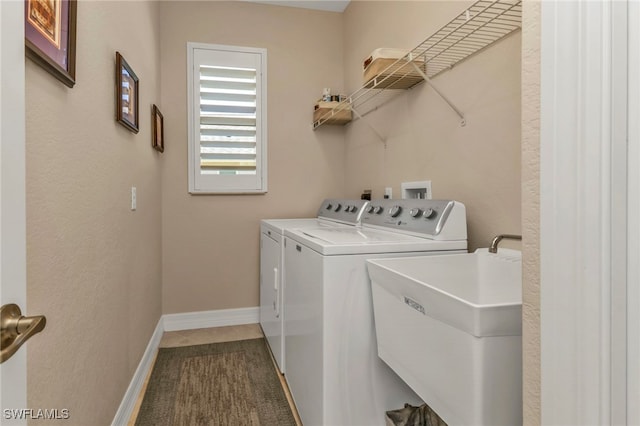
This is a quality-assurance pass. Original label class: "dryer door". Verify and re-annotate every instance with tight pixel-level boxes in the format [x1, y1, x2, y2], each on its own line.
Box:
[260, 232, 283, 373]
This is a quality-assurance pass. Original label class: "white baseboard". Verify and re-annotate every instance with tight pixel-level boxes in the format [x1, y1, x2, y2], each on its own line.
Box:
[111, 317, 164, 426]
[163, 307, 259, 332]
[111, 307, 259, 425]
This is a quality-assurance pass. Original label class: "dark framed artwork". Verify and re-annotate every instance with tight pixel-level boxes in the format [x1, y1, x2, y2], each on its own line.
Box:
[115, 52, 139, 133]
[25, 0, 77, 88]
[152, 105, 164, 152]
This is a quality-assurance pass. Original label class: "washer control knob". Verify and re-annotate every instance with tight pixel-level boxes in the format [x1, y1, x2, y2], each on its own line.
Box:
[423, 208, 436, 219]
[334, 203, 342, 212]
[325, 203, 333, 210]
[366, 205, 375, 214]
[389, 205, 402, 217]
[373, 206, 384, 214]
[350, 205, 358, 213]
[409, 208, 422, 218]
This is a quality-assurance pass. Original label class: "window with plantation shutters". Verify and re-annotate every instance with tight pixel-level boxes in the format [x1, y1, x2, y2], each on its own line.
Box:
[187, 43, 267, 193]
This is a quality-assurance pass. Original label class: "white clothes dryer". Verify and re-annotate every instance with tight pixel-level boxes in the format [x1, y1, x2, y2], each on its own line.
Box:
[282, 199, 467, 426]
[260, 199, 369, 374]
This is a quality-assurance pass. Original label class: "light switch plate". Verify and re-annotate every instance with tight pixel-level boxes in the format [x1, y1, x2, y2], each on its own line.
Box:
[131, 187, 137, 211]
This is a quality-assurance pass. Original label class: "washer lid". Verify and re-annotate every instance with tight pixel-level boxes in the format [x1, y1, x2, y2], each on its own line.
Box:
[300, 227, 418, 244]
[261, 217, 358, 236]
[285, 227, 467, 255]
[261, 218, 324, 235]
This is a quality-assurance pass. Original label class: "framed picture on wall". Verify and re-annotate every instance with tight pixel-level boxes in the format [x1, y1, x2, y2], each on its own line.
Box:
[115, 52, 139, 133]
[25, 0, 77, 88]
[152, 104, 164, 152]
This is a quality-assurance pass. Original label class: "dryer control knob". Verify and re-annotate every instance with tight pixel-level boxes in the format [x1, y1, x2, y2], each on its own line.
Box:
[334, 203, 342, 212]
[373, 206, 384, 214]
[325, 203, 333, 210]
[409, 208, 422, 218]
[350, 205, 358, 213]
[389, 205, 402, 217]
[423, 208, 436, 219]
[366, 205, 375, 214]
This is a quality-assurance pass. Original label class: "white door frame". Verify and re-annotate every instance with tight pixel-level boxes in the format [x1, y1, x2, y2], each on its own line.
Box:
[0, 0, 27, 423]
[626, 1, 640, 423]
[540, 0, 635, 424]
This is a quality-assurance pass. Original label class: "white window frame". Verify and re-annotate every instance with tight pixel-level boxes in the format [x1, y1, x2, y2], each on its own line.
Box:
[187, 42, 267, 194]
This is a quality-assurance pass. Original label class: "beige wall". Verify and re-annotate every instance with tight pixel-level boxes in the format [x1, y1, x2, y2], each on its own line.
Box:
[159, 1, 346, 314]
[25, 1, 162, 424]
[22, 1, 534, 423]
[522, 0, 541, 424]
[342, 1, 522, 251]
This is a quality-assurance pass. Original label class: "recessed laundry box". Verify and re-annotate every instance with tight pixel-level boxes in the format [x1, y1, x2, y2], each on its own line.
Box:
[367, 249, 523, 426]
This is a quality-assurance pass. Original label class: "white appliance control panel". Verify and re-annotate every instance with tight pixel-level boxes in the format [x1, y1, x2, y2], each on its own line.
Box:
[362, 199, 467, 241]
[315, 199, 369, 225]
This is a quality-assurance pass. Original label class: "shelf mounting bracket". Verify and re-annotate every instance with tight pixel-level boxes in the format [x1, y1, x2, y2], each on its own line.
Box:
[351, 107, 387, 145]
[411, 62, 466, 127]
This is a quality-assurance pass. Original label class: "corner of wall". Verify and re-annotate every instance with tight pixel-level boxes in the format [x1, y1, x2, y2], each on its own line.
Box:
[521, 1, 541, 424]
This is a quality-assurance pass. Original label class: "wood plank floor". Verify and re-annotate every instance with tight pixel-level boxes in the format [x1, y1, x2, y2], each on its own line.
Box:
[128, 324, 302, 426]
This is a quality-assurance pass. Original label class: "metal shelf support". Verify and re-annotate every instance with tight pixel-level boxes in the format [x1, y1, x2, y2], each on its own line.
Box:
[351, 108, 387, 145]
[411, 62, 466, 127]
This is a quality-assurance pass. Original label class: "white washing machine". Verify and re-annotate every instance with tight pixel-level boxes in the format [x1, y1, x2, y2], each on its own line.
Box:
[283, 199, 467, 426]
[260, 199, 369, 374]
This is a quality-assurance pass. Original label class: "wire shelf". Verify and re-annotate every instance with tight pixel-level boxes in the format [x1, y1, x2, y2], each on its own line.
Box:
[312, 0, 522, 130]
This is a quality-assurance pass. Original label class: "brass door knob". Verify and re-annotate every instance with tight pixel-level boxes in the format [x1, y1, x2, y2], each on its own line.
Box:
[0, 304, 46, 363]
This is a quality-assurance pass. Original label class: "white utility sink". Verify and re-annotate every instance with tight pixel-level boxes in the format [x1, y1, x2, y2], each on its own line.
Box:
[366, 248, 523, 425]
[366, 248, 522, 337]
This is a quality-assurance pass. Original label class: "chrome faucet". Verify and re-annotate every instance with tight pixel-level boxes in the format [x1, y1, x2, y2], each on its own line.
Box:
[489, 234, 522, 253]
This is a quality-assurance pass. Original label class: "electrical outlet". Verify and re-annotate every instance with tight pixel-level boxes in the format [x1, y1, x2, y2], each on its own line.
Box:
[384, 187, 392, 199]
[131, 187, 137, 211]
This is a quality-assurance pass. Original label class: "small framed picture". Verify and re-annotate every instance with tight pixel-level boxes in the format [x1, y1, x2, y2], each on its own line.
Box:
[116, 52, 139, 133]
[152, 105, 164, 152]
[25, 0, 77, 88]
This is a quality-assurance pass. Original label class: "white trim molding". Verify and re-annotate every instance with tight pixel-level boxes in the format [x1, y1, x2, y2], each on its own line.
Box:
[163, 307, 259, 332]
[111, 307, 259, 425]
[540, 1, 629, 424]
[0, 0, 28, 420]
[111, 319, 164, 426]
[627, 1, 640, 423]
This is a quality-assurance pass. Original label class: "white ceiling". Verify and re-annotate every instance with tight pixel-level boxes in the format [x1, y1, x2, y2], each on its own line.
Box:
[244, 0, 351, 13]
